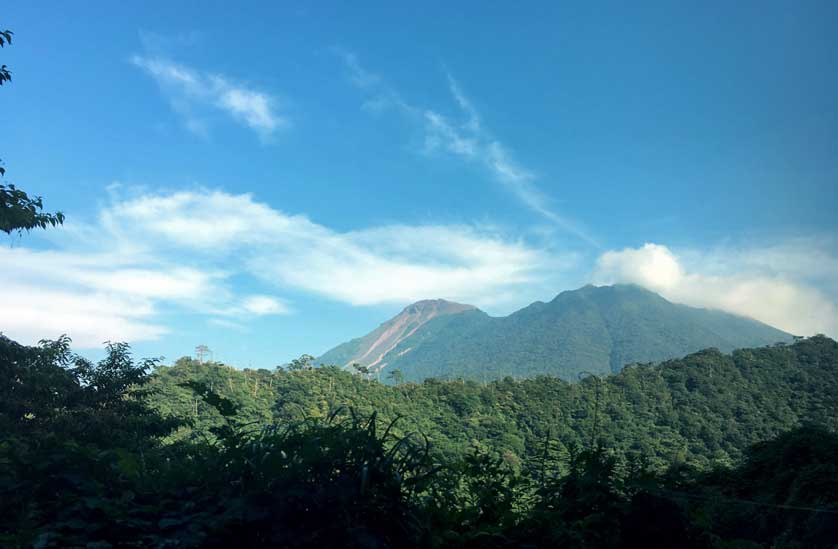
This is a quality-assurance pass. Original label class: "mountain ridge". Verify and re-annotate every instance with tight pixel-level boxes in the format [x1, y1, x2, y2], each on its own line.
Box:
[318, 284, 792, 381]
[317, 298, 478, 370]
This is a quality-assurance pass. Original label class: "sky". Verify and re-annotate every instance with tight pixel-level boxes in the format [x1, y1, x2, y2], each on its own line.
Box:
[2, 1, 837, 368]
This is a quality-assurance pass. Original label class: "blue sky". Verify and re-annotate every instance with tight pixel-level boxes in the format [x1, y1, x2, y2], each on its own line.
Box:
[2, 1, 837, 367]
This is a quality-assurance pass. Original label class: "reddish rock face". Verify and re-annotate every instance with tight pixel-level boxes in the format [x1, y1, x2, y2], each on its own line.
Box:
[337, 299, 475, 370]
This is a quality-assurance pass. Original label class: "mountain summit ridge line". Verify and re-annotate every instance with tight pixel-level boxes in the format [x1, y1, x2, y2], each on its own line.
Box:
[318, 284, 792, 382]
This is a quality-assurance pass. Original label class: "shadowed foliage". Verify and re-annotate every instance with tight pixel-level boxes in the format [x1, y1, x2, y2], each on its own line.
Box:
[1, 25, 64, 234]
[1, 334, 836, 547]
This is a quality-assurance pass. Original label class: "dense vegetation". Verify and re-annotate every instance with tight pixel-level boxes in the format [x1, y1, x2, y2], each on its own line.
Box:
[2, 333, 836, 547]
[320, 284, 792, 382]
[157, 335, 838, 470]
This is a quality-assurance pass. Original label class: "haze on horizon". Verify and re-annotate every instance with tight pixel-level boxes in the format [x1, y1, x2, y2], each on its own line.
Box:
[2, 1, 837, 367]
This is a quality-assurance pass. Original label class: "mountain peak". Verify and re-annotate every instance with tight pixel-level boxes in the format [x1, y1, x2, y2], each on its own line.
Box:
[402, 299, 476, 315]
[551, 283, 662, 302]
[318, 298, 479, 370]
[320, 284, 791, 382]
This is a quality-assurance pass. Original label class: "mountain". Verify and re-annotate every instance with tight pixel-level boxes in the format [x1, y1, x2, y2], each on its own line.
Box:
[318, 284, 793, 382]
[318, 299, 479, 370]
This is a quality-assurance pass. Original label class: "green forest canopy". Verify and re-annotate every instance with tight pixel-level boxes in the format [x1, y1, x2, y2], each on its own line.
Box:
[2, 334, 837, 547]
[153, 335, 837, 469]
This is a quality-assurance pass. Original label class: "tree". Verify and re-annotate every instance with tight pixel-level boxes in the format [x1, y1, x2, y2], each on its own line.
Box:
[0, 183, 66, 234]
[0, 29, 12, 85]
[387, 369, 404, 385]
[195, 345, 211, 363]
[288, 354, 315, 371]
[0, 26, 64, 235]
[352, 363, 370, 379]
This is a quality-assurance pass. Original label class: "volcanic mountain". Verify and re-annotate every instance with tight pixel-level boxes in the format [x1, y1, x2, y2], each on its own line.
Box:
[318, 284, 792, 382]
[317, 299, 477, 371]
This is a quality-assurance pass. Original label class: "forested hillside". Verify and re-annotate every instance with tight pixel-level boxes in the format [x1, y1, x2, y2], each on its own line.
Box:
[2, 333, 837, 546]
[154, 335, 837, 469]
[320, 284, 792, 382]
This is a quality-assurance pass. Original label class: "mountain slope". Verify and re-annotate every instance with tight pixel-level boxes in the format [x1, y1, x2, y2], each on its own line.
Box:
[318, 299, 480, 370]
[319, 285, 792, 382]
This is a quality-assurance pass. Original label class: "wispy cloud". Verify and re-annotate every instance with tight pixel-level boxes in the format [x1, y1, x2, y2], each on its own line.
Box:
[446, 73, 481, 132]
[240, 295, 290, 315]
[131, 55, 286, 138]
[1, 188, 575, 347]
[335, 49, 413, 114]
[338, 52, 598, 246]
[107, 189, 574, 307]
[593, 241, 838, 338]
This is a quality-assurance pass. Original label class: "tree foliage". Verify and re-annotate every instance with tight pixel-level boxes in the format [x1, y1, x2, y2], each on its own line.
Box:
[0, 182, 66, 234]
[0, 26, 64, 234]
[1, 29, 12, 85]
[1, 334, 836, 547]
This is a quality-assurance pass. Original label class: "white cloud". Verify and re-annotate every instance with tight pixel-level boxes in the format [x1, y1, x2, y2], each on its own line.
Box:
[132, 55, 286, 137]
[595, 243, 684, 291]
[240, 295, 290, 315]
[207, 317, 248, 332]
[108, 189, 572, 307]
[1, 188, 573, 347]
[336, 49, 413, 115]
[339, 53, 598, 246]
[593, 242, 838, 337]
[0, 247, 175, 347]
[248, 223, 562, 307]
[1, 279, 167, 348]
[338, 50, 382, 90]
[446, 73, 481, 132]
[214, 81, 279, 133]
[7, 189, 833, 348]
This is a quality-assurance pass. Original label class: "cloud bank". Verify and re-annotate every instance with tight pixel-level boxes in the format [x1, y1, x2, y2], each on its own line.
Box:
[1, 189, 572, 347]
[593, 242, 838, 338]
